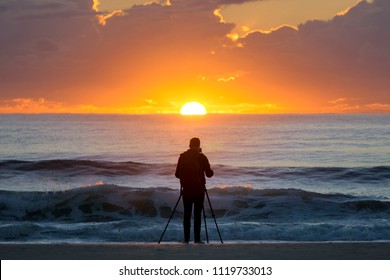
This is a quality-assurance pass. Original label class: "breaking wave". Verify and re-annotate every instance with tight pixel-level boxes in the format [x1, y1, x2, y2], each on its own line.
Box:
[1, 185, 389, 242]
[1, 160, 389, 183]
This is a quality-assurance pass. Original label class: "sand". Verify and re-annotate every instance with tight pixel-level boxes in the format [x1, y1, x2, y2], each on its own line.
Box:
[1, 242, 390, 260]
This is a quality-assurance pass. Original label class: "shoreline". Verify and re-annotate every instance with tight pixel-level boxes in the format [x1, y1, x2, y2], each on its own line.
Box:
[1, 242, 390, 260]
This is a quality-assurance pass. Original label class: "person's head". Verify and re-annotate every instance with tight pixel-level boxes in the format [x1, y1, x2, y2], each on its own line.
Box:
[189, 137, 201, 149]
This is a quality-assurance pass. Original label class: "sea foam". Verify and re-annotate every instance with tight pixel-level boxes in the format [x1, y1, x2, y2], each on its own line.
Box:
[1, 185, 389, 242]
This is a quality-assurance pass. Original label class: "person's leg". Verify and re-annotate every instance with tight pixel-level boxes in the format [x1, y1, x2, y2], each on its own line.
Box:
[193, 193, 205, 243]
[182, 196, 193, 243]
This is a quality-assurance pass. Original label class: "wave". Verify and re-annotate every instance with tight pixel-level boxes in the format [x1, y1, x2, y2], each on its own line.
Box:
[1, 159, 389, 183]
[216, 165, 390, 183]
[0, 159, 172, 176]
[0, 184, 389, 222]
[1, 185, 390, 242]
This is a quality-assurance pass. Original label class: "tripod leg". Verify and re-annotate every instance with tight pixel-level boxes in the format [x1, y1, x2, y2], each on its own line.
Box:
[205, 189, 223, 243]
[203, 204, 209, 243]
[158, 194, 182, 244]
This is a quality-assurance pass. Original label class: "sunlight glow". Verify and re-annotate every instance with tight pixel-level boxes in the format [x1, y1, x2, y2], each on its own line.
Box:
[180, 102, 207, 115]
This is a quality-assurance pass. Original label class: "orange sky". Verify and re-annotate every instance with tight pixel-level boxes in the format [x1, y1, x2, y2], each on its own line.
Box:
[0, 0, 389, 114]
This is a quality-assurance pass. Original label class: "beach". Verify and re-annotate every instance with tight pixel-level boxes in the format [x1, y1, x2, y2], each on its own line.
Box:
[1, 242, 390, 260]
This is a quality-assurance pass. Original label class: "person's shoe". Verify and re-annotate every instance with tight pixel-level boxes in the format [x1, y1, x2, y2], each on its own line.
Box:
[183, 240, 189, 244]
[194, 240, 205, 244]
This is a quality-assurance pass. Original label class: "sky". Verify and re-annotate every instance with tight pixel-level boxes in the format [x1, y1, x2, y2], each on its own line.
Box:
[0, 0, 389, 114]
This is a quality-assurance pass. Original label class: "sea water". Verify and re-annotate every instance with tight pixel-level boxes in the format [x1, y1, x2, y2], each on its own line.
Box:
[0, 114, 389, 242]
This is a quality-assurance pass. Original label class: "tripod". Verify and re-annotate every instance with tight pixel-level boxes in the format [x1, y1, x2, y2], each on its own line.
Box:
[204, 188, 224, 243]
[158, 193, 182, 244]
[158, 188, 223, 244]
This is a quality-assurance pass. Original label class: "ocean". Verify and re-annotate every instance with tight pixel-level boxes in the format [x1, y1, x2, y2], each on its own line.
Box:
[0, 114, 389, 243]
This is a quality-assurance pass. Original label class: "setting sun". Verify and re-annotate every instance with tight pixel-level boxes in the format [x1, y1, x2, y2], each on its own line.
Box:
[180, 101, 207, 115]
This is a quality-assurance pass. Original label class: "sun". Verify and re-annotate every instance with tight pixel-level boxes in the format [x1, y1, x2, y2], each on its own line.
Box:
[180, 101, 207, 115]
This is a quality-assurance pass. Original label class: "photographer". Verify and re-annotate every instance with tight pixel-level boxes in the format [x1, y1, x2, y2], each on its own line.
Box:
[175, 137, 214, 244]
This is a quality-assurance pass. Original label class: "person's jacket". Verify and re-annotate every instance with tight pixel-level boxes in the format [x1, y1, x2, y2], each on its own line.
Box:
[175, 148, 213, 195]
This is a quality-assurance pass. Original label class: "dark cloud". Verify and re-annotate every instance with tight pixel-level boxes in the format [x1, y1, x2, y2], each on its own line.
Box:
[0, 0, 96, 52]
[35, 39, 59, 52]
[0, 0, 93, 18]
[0, 0, 99, 100]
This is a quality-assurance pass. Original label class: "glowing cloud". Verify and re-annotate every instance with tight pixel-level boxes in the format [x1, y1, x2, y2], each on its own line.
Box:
[92, 0, 100, 12]
[0, 98, 65, 114]
[96, 10, 126, 26]
[92, 0, 172, 25]
[92, 0, 127, 25]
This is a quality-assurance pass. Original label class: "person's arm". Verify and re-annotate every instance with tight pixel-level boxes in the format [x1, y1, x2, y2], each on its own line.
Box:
[202, 154, 214, 178]
[175, 156, 182, 179]
[175, 156, 184, 194]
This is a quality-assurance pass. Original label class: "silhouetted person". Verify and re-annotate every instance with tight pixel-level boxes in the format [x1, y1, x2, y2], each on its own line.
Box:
[175, 137, 214, 243]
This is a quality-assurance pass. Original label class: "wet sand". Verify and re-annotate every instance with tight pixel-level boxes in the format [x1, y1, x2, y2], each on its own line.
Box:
[1, 242, 390, 260]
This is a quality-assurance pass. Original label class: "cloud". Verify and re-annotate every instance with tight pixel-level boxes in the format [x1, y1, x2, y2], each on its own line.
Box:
[0, 97, 174, 114]
[219, 0, 365, 35]
[365, 103, 390, 112]
[324, 98, 390, 113]
[97, 0, 174, 10]
[96, 10, 126, 26]
[0, 98, 65, 113]
[34, 39, 59, 52]
[0, 0, 97, 56]
[0, 0, 93, 19]
[92, 0, 164, 26]
[0, 0, 102, 99]
[230, 0, 390, 110]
